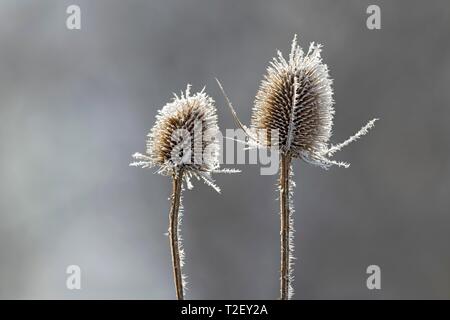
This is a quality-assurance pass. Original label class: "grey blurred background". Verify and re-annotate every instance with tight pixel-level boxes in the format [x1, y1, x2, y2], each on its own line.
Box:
[0, 0, 449, 299]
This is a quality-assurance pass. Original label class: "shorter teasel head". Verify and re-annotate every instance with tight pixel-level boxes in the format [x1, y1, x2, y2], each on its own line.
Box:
[131, 85, 236, 192]
[244, 35, 377, 168]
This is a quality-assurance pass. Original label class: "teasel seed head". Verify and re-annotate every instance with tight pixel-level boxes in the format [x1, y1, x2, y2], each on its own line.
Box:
[252, 35, 333, 155]
[217, 35, 377, 169]
[131, 85, 238, 192]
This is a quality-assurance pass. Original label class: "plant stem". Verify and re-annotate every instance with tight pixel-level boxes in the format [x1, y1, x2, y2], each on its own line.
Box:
[169, 168, 184, 300]
[279, 153, 291, 300]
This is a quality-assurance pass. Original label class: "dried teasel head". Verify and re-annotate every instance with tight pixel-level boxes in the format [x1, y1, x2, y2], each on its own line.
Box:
[131, 85, 237, 192]
[252, 35, 334, 158]
[218, 35, 377, 168]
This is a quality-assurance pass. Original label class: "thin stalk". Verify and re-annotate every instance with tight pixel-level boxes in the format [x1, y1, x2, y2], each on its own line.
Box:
[279, 153, 291, 300]
[168, 168, 184, 300]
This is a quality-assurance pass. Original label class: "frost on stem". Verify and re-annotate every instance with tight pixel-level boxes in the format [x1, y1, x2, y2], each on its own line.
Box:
[278, 159, 297, 300]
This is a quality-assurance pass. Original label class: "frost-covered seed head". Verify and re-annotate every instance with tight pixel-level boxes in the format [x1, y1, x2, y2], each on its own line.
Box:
[252, 35, 334, 158]
[250, 35, 377, 168]
[131, 85, 220, 174]
[131, 85, 238, 192]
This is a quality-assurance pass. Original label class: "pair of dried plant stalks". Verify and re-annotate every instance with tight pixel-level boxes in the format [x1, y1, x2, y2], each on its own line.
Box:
[131, 35, 377, 300]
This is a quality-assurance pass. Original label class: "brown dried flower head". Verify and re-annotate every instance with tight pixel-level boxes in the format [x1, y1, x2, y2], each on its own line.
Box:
[253, 35, 334, 157]
[226, 35, 377, 168]
[131, 85, 236, 192]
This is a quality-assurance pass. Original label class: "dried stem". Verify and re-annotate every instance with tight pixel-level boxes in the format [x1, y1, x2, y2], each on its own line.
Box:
[279, 153, 291, 300]
[169, 168, 184, 300]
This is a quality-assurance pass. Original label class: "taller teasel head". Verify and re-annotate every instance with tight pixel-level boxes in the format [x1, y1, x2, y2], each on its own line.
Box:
[131, 85, 237, 192]
[220, 35, 377, 168]
[252, 35, 334, 159]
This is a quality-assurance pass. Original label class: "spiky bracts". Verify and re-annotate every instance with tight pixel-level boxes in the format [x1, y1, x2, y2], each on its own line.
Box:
[279, 155, 296, 299]
[168, 168, 185, 299]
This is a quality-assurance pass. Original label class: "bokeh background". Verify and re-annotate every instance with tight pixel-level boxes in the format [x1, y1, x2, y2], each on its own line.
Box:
[0, 0, 449, 299]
